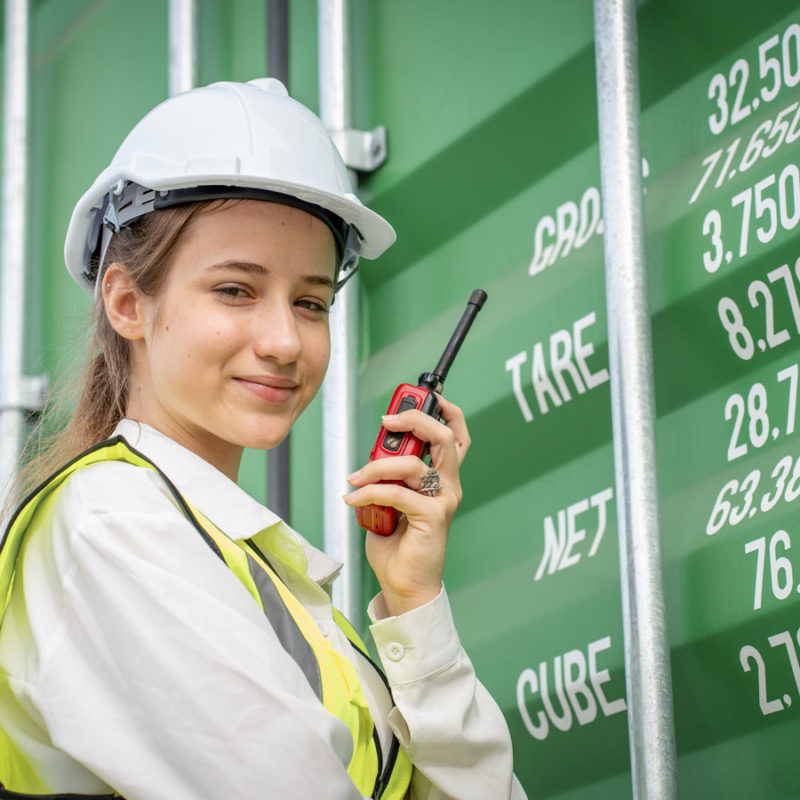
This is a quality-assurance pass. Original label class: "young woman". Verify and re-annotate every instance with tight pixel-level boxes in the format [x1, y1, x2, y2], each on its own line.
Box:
[0, 79, 526, 800]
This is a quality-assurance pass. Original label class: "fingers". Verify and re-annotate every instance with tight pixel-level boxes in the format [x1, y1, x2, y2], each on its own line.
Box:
[345, 457, 458, 518]
[343, 477, 455, 529]
[436, 395, 471, 465]
[348, 455, 433, 489]
[378, 396, 471, 472]
[344, 395, 469, 522]
[350, 398, 468, 614]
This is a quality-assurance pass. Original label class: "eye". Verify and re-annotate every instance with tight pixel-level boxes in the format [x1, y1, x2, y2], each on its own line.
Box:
[295, 297, 330, 314]
[214, 284, 252, 300]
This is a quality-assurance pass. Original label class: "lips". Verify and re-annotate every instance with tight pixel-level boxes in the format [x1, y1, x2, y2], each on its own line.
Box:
[234, 375, 298, 404]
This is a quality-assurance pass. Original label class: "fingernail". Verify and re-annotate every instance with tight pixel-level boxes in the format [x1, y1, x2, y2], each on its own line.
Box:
[342, 492, 355, 504]
[347, 469, 361, 483]
[382, 414, 398, 422]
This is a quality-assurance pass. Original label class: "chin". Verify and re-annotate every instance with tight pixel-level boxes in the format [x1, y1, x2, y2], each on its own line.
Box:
[264, 433, 290, 450]
[234, 424, 292, 452]
[220, 406, 304, 451]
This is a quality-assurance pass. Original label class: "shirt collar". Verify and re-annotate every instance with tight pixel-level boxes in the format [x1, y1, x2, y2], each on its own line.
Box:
[113, 419, 342, 586]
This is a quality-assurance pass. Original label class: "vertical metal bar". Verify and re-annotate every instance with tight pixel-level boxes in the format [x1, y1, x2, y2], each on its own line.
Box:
[593, 0, 678, 797]
[267, 0, 289, 85]
[267, 0, 292, 524]
[267, 440, 291, 521]
[322, 275, 361, 619]
[168, 0, 197, 96]
[318, 0, 348, 133]
[318, 0, 362, 622]
[0, 0, 31, 504]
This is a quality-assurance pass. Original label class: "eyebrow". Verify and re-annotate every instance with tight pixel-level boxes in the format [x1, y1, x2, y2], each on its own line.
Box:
[206, 260, 336, 291]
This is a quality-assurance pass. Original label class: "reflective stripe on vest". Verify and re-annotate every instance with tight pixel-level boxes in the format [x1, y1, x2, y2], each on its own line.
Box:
[0, 437, 412, 799]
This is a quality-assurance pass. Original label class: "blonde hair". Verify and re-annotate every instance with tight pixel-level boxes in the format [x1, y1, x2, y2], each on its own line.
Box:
[9, 201, 218, 506]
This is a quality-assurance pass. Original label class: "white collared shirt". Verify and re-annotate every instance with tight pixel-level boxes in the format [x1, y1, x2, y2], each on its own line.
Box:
[0, 420, 526, 800]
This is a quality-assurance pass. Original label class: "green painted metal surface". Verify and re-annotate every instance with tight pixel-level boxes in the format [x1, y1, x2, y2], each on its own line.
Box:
[356, 1, 800, 797]
[6, 0, 800, 796]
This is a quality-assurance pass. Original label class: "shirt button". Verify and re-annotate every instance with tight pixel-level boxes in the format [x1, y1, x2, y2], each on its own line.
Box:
[386, 642, 405, 662]
[317, 620, 330, 637]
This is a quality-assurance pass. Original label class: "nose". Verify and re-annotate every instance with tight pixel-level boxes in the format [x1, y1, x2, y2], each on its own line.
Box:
[252, 298, 303, 364]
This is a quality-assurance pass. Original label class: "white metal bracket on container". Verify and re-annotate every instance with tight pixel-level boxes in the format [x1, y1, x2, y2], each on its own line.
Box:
[330, 125, 387, 173]
[0, 374, 49, 414]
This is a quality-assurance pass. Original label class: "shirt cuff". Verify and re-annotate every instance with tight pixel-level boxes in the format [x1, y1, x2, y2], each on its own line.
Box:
[367, 585, 461, 685]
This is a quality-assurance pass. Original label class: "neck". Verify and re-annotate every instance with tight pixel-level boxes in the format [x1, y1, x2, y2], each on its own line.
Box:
[124, 402, 243, 482]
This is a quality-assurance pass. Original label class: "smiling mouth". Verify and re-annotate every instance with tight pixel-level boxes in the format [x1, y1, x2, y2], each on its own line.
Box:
[234, 377, 297, 404]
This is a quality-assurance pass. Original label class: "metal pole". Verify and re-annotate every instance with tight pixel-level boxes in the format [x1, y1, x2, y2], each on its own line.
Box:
[593, 0, 677, 797]
[319, 0, 362, 622]
[168, 0, 196, 96]
[267, 0, 289, 86]
[0, 0, 31, 505]
[267, 0, 292, 524]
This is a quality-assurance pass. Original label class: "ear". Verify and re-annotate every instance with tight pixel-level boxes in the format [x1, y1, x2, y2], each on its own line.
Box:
[102, 263, 148, 341]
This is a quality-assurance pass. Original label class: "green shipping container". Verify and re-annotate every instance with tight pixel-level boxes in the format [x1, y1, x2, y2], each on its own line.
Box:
[4, 0, 800, 796]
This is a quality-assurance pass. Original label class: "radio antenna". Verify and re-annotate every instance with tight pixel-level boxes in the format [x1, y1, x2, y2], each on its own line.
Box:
[418, 289, 488, 392]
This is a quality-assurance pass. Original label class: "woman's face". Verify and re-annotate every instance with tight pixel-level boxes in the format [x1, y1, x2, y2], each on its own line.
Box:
[121, 200, 336, 479]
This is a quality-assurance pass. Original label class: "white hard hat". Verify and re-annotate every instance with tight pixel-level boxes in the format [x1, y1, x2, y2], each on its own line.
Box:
[64, 78, 395, 293]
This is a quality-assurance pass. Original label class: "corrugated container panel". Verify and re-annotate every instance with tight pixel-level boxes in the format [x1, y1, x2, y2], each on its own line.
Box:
[354, 1, 800, 797]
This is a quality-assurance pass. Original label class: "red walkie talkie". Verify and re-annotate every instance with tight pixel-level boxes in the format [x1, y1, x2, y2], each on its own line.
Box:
[355, 289, 488, 535]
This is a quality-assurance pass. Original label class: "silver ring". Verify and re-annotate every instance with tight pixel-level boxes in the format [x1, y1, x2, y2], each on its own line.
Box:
[418, 466, 443, 497]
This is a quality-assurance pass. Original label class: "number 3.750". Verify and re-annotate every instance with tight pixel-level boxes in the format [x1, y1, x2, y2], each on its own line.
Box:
[703, 163, 800, 272]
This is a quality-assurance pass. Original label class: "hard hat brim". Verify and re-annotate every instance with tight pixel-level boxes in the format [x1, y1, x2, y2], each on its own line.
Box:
[65, 169, 396, 293]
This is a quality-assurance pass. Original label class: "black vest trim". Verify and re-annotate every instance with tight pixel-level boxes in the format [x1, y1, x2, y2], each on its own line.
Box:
[0, 781, 120, 799]
[242, 546, 323, 701]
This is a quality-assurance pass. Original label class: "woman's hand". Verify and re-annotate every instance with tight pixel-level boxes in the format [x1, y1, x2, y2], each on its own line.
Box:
[343, 395, 470, 616]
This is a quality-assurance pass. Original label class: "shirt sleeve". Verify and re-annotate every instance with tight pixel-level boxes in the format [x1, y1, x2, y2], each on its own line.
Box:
[368, 588, 528, 800]
[20, 462, 371, 800]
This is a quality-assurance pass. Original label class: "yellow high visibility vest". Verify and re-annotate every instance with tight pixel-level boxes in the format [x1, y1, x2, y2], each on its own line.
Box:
[0, 437, 413, 799]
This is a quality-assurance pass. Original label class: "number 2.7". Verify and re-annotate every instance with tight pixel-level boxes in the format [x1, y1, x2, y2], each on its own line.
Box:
[740, 630, 800, 716]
